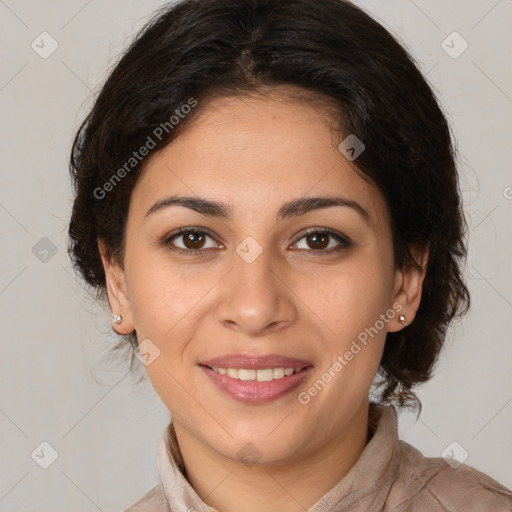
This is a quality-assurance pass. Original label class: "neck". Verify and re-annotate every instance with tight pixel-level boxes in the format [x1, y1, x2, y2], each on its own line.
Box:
[171, 401, 372, 512]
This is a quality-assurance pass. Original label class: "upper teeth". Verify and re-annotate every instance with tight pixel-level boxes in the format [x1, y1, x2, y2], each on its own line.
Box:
[211, 367, 299, 382]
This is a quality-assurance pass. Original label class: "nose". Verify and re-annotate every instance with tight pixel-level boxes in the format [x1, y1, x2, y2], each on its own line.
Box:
[215, 246, 298, 337]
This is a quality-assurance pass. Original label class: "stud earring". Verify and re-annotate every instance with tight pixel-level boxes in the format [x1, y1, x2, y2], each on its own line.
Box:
[113, 314, 122, 324]
[399, 314, 406, 326]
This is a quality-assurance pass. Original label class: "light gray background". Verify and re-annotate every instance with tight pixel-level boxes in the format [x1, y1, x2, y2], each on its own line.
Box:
[0, 0, 511, 510]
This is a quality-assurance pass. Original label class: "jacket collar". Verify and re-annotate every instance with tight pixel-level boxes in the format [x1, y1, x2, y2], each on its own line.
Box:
[157, 403, 401, 512]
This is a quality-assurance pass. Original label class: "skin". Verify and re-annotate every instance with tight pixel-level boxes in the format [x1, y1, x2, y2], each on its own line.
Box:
[99, 88, 428, 512]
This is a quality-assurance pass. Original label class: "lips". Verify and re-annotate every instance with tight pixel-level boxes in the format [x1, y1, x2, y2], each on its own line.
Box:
[199, 353, 313, 371]
[198, 353, 314, 404]
[200, 365, 314, 404]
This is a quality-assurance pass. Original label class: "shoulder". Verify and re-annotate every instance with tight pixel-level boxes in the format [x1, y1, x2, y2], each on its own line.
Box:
[387, 440, 512, 511]
[124, 483, 169, 512]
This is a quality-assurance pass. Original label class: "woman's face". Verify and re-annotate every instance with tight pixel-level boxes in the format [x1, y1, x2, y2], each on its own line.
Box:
[102, 90, 424, 465]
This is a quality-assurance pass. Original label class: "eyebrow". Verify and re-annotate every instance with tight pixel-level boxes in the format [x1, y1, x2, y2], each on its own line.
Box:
[145, 194, 371, 223]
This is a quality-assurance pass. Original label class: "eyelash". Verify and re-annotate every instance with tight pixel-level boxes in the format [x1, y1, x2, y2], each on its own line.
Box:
[161, 227, 352, 256]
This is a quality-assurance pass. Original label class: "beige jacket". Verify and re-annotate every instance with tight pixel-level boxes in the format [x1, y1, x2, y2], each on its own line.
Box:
[124, 403, 512, 511]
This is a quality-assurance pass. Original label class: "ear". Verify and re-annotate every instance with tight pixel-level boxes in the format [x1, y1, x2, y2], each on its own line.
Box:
[388, 243, 429, 332]
[98, 239, 135, 335]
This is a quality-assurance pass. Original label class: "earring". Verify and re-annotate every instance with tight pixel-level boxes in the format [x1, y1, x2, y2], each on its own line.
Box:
[399, 314, 406, 326]
[113, 314, 122, 324]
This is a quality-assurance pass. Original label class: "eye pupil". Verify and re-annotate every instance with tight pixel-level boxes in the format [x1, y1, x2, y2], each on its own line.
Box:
[308, 233, 329, 250]
[184, 232, 205, 249]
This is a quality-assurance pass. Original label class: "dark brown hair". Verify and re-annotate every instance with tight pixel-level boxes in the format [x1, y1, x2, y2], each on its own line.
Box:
[67, 0, 470, 413]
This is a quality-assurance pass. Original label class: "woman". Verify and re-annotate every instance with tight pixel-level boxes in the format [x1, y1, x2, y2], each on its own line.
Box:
[67, 0, 512, 510]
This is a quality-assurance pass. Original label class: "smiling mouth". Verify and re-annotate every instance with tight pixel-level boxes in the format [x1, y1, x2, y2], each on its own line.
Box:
[199, 363, 314, 404]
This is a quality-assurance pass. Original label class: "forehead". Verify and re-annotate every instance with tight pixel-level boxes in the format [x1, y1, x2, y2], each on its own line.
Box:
[130, 93, 388, 225]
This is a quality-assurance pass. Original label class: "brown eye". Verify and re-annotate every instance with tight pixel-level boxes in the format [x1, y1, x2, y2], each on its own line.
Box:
[293, 229, 351, 253]
[163, 229, 219, 254]
[182, 231, 207, 250]
[305, 232, 329, 250]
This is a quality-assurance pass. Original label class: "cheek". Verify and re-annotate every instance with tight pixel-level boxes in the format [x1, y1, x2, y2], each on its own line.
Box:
[125, 253, 212, 337]
[318, 258, 393, 337]
[309, 273, 390, 408]
[311, 260, 393, 397]
[124, 257, 210, 411]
